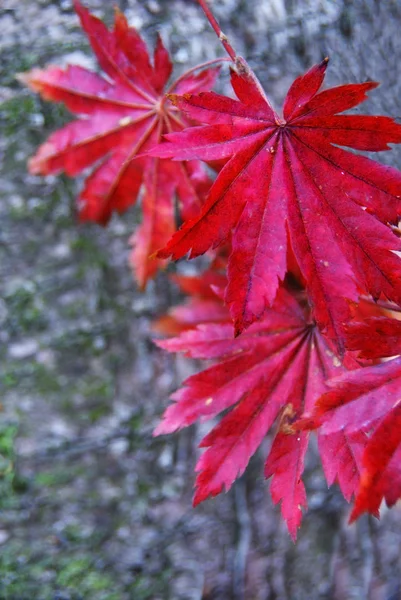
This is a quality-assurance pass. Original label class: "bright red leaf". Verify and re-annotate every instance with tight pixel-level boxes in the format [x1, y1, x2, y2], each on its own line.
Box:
[152, 58, 401, 347]
[155, 286, 359, 539]
[21, 0, 219, 286]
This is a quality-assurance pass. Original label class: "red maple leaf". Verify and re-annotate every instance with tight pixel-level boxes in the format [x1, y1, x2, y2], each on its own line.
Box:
[152, 58, 401, 347]
[309, 356, 401, 520]
[155, 286, 364, 539]
[21, 0, 220, 286]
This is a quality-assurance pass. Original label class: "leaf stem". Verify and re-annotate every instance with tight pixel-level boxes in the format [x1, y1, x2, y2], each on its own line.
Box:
[166, 57, 231, 95]
[196, 0, 237, 61]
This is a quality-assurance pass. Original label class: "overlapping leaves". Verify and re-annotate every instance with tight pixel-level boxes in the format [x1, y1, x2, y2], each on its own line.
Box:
[305, 317, 401, 520]
[153, 59, 401, 350]
[23, 0, 401, 537]
[151, 52, 401, 532]
[155, 284, 367, 539]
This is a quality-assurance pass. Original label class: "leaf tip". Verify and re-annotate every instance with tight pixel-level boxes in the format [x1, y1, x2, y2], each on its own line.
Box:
[348, 507, 359, 524]
[152, 426, 162, 438]
[348, 503, 380, 524]
[319, 56, 329, 73]
[27, 154, 45, 175]
[153, 420, 171, 437]
[16, 69, 44, 92]
[113, 4, 129, 31]
[192, 488, 205, 508]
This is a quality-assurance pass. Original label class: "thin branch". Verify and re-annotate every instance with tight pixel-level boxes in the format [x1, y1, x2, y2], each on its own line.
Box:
[196, 0, 237, 61]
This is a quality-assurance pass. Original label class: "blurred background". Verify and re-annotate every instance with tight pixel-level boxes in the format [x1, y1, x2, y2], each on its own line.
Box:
[1, 0, 401, 598]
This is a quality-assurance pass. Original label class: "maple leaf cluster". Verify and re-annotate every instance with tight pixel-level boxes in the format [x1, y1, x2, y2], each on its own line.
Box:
[23, 0, 401, 539]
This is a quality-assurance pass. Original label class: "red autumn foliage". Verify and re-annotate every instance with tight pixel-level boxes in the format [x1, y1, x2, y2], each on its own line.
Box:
[23, 0, 401, 539]
[155, 285, 367, 540]
[152, 59, 401, 346]
[21, 0, 219, 286]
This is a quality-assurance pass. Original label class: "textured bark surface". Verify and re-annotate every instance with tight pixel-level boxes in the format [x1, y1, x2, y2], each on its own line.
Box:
[1, 1, 401, 598]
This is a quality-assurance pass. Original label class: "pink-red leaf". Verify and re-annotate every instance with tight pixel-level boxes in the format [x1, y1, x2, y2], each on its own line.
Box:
[152, 59, 401, 346]
[306, 356, 401, 519]
[22, 1, 218, 285]
[155, 287, 346, 538]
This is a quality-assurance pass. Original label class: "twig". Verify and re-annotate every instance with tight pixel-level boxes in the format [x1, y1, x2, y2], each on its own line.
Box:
[196, 0, 237, 61]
